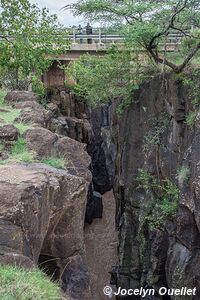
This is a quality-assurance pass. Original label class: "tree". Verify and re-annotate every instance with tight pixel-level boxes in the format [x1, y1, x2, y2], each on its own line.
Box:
[66, 48, 157, 112]
[66, 0, 200, 73]
[0, 0, 69, 91]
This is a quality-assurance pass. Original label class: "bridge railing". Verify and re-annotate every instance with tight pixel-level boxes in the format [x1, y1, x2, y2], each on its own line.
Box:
[68, 27, 194, 46]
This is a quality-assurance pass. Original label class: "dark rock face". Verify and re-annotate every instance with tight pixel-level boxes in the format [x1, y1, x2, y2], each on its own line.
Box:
[0, 125, 19, 141]
[61, 254, 89, 300]
[85, 184, 103, 224]
[87, 105, 113, 194]
[48, 90, 114, 224]
[108, 74, 200, 299]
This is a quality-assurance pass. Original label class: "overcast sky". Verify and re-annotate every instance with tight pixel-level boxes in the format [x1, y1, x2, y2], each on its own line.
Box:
[30, 0, 84, 27]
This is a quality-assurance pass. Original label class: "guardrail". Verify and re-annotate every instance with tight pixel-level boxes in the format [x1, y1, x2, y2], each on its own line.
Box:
[68, 27, 194, 45]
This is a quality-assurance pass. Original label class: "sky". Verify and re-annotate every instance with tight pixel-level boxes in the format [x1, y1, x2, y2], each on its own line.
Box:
[29, 0, 84, 27]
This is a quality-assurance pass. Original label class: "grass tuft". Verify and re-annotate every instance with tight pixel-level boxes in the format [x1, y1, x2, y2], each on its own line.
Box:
[0, 109, 21, 124]
[14, 122, 32, 134]
[10, 138, 35, 162]
[41, 155, 66, 169]
[0, 265, 61, 300]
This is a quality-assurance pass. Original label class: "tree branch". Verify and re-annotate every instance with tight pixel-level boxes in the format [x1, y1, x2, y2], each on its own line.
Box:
[147, 42, 200, 73]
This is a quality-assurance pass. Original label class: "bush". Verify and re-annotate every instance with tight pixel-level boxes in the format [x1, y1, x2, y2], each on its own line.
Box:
[0, 265, 61, 300]
[137, 169, 179, 229]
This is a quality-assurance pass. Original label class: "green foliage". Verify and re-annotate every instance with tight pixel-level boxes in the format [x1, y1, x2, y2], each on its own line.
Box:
[67, 49, 157, 110]
[31, 75, 46, 100]
[137, 169, 179, 230]
[185, 110, 198, 127]
[10, 137, 35, 162]
[0, 0, 69, 92]
[137, 168, 157, 191]
[41, 155, 67, 169]
[0, 265, 61, 300]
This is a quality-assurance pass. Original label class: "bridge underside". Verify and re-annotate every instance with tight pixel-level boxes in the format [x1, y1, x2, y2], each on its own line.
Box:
[42, 48, 106, 88]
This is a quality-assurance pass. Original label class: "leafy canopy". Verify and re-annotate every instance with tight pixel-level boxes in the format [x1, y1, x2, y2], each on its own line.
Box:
[0, 0, 69, 90]
[67, 48, 157, 112]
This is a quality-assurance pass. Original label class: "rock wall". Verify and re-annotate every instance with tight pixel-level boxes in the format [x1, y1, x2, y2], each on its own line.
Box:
[108, 73, 200, 299]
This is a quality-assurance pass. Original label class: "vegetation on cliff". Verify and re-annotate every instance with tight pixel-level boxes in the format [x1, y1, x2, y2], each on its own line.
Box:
[0, 265, 61, 300]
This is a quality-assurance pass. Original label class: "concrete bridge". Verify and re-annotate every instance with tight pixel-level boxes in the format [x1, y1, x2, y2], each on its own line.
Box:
[42, 27, 192, 88]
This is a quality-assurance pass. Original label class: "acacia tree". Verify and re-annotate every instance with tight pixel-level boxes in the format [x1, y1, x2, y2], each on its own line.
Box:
[67, 0, 200, 73]
[0, 0, 69, 91]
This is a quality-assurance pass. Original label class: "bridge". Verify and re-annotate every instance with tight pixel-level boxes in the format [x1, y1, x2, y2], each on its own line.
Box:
[42, 27, 193, 88]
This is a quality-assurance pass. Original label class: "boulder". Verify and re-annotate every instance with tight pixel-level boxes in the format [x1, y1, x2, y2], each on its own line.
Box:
[24, 127, 91, 180]
[0, 125, 19, 141]
[0, 253, 34, 269]
[5, 91, 39, 103]
[25, 127, 58, 157]
[15, 109, 52, 127]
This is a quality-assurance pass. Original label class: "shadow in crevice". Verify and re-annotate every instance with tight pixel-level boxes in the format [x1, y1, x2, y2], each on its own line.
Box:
[38, 254, 60, 282]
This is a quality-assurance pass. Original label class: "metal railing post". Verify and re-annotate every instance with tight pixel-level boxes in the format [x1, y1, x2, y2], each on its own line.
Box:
[73, 27, 76, 43]
[99, 28, 102, 44]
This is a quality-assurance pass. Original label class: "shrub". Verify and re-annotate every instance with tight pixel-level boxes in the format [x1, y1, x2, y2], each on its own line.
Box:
[137, 169, 179, 229]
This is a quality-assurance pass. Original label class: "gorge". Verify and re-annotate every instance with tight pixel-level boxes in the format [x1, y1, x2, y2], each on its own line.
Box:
[0, 72, 200, 300]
